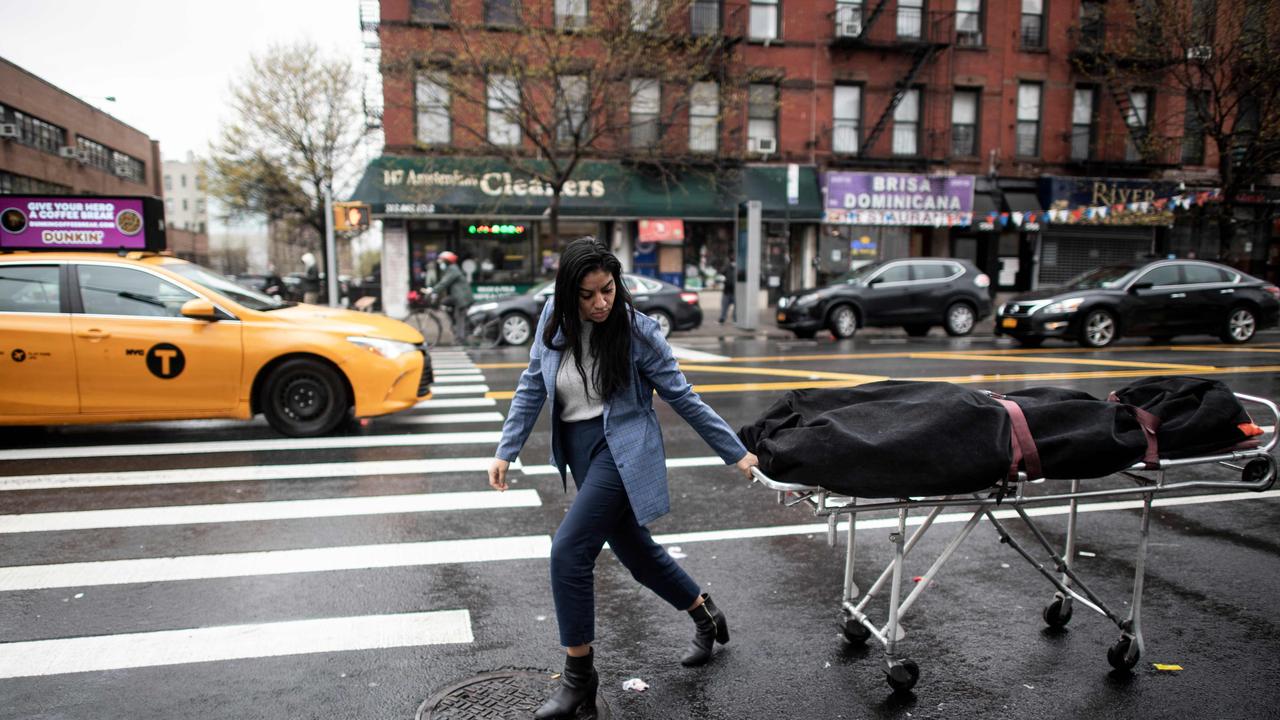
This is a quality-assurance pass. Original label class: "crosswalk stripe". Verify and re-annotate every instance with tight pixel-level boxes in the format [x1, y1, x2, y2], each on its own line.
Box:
[0, 431, 503, 462]
[0, 456, 513, 492]
[519, 455, 725, 475]
[435, 368, 485, 375]
[0, 535, 552, 591]
[389, 412, 505, 425]
[430, 374, 486, 384]
[427, 384, 491, 396]
[0, 490, 540, 533]
[669, 345, 732, 362]
[415, 398, 497, 409]
[0, 610, 473, 679]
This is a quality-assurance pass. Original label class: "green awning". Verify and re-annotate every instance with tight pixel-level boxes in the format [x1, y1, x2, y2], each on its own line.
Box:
[351, 156, 822, 221]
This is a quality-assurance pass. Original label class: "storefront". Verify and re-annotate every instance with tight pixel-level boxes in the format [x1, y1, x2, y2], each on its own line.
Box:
[819, 171, 976, 285]
[352, 156, 821, 316]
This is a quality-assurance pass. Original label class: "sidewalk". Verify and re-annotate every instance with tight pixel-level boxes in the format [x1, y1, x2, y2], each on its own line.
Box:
[681, 289, 1015, 341]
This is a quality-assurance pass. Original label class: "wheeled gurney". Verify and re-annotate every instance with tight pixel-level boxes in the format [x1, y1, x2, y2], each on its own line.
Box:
[750, 392, 1279, 692]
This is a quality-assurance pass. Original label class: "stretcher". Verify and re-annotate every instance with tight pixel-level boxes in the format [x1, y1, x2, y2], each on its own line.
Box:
[750, 392, 1279, 692]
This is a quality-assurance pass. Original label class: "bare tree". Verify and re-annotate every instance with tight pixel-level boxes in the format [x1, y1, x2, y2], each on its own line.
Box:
[1082, 0, 1280, 251]
[208, 42, 371, 278]
[381, 0, 746, 241]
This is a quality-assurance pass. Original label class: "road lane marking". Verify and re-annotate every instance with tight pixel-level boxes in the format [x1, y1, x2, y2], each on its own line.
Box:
[0, 457, 513, 492]
[675, 363, 884, 382]
[429, 374, 486, 384]
[388, 411, 505, 425]
[917, 353, 1216, 371]
[0, 535, 552, 591]
[427, 384, 491, 396]
[0, 490, 541, 533]
[0, 431, 504, 461]
[0, 610, 473, 679]
[520, 455, 727, 475]
[669, 346, 732, 361]
[435, 367, 486, 375]
[415, 397, 497, 409]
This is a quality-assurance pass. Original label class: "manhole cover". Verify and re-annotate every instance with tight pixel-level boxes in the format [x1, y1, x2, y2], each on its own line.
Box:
[417, 670, 612, 720]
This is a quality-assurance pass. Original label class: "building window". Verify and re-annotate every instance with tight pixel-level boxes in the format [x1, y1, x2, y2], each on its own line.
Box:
[1, 104, 68, 155]
[691, 0, 720, 36]
[196, 175, 204, 190]
[833, 85, 861, 154]
[749, 0, 778, 41]
[485, 0, 520, 26]
[555, 0, 587, 30]
[1124, 89, 1151, 161]
[557, 75, 589, 146]
[76, 137, 111, 171]
[1070, 86, 1094, 161]
[164, 175, 172, 190]
[898, 0, 923, 39]
[1021, 0, 1044, 49]
[892, 88, 920, 155]
[631, 0, 657, 30]
[747, 83, 778, 153]
[956, 0, 983, 46]
[1182, 91, 1207, 165]
[689, 81, 719, 153]
[951, 89, 978, 157]
[1016, 82, 1041, 157]
[416, 71, 451, 145]
[181, 175, 187, 188]
[487, 75, 522, 146]
[0, 170, 70, 195]
[835, 2, 863, 37]
[1078, 1, 1104, 48]
[411, 0, 450, 24]
[630, 79, 660, 149]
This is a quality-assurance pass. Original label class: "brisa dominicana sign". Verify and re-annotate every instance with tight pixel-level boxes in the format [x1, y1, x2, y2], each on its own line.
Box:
[822, 172, 975, 227]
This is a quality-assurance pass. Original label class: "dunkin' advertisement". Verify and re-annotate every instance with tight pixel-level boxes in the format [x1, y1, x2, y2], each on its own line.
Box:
[0, 196, 163, 251]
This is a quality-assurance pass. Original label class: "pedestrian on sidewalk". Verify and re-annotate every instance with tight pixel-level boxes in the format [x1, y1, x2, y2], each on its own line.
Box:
[488, 237, 759, 720]
[718, 261, 736, 324]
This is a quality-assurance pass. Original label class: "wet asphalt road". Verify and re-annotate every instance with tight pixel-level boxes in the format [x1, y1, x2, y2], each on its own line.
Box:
[2, 330, 1280, 719]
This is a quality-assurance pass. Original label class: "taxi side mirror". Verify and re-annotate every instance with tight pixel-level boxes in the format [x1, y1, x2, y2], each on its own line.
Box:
[180, 298, 220, 321]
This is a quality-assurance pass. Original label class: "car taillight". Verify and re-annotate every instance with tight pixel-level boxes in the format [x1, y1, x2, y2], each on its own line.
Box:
[1265, 285, 1280, 300]
[974, 273, 991, 289]
[679, 292, 699, 305]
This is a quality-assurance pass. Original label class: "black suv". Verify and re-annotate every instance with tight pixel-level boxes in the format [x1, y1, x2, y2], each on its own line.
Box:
[776, 258, 993, 339]
[996, 259, 1280, 347]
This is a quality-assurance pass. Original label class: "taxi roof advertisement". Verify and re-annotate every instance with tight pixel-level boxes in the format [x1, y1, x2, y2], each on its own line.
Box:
[0, 195, 166, 252]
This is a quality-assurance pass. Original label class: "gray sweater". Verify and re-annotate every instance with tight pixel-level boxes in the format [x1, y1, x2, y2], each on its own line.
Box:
[556, 321, 605, 422]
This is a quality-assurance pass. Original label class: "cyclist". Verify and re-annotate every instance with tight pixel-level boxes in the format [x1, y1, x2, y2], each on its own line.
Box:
[430, 251, 473, 343]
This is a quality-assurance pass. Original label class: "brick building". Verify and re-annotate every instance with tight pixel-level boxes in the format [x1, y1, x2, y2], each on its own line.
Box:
[355, 0, 1278, 318]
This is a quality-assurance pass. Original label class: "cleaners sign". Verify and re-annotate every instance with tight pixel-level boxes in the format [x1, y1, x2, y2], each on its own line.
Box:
[0, 195, 164, 251]
[822, 173, 975, 227]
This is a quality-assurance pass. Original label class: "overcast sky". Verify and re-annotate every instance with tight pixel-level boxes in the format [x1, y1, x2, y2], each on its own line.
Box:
[4, 0, 370, 161]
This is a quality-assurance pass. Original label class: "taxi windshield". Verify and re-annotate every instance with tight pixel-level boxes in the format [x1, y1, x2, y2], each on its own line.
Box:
[165, 262, 291, 311]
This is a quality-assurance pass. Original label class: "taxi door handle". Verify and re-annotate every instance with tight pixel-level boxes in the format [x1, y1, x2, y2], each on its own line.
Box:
[1170, 293, 1186, 299]
[76, 329, 111, 340]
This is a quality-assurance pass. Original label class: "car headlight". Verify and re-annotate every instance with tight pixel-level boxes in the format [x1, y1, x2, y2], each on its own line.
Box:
[1040, 297, 1084, 315]
[778, 297, 789, 309]
[997, 303, 1007, 316]
[347, 336, 418, 359]
[468, 302, 499, 315]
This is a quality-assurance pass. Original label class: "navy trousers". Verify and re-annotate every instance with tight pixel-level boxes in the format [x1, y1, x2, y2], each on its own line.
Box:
[551, 416, 701, 647]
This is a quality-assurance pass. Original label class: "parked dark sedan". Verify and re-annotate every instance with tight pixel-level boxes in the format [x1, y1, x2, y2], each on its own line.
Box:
[995, 259, 1280, 348]
[466, 273, 703, 345]
[776, 258, 993, 339]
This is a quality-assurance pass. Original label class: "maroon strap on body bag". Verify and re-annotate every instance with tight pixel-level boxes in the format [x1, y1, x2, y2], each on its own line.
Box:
[1107, 391, 1162, 468]
[993, 397, 1043, 483]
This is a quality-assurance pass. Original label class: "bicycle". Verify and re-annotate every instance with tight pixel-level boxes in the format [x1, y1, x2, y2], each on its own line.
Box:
[405, 289, 448, 347]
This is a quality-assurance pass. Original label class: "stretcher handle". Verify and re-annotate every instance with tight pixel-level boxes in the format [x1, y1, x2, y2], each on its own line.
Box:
[1234, 393, 1279, 453]
[750, 466, 820, 493]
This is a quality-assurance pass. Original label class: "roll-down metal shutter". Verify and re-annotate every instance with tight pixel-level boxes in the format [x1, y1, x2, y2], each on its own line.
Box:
[1038, 226, 1155, 286]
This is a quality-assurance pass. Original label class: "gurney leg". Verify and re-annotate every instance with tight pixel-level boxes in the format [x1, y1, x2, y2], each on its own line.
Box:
[1046, 479, 1082, 628]
[1109, 492, 1152, 671]
[842, 510, 859, 602]
[883, 508, 919, 692]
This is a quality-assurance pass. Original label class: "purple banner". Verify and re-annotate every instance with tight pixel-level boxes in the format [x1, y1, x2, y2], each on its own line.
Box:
[0, 196, 148, 250]
[822, 172, 975, 227]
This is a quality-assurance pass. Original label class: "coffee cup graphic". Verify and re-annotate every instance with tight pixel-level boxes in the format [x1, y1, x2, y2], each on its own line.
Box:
[116, 209, 143, 236]
[1, 208, 27, 234]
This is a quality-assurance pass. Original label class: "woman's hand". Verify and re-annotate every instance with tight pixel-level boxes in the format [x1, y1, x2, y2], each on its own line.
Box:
[734, 451, 760, 480]
[488, 458, 510, 491]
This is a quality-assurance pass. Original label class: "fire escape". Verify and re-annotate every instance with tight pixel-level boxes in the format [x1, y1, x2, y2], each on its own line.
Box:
[358, 0, 383, 130]
[829, 2, 953, 161]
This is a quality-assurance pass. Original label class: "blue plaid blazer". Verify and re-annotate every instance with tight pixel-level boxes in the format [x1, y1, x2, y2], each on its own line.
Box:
[495, 301, 747, 526]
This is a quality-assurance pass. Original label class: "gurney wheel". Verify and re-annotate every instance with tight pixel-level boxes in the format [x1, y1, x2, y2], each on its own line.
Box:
[1107, 637, 1140, 671]
[1242, 458, 1275, 488]
[1042, 598, 1073, 628]
[840, 617, 871, 645]
[886, 659, 919, 692]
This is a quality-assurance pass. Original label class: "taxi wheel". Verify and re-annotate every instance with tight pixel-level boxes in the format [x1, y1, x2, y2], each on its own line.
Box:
[261, 359, 350, 437]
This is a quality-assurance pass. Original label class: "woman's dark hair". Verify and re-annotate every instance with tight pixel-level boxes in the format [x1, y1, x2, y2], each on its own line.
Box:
[543, 236, 633, 400]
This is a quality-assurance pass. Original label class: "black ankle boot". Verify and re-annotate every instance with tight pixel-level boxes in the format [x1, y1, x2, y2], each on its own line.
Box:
[534, 649, 598, 719]
[681, 593, 730, 667]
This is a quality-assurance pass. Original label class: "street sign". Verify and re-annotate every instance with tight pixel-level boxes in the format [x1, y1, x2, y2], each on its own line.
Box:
[333, 202, 371, 232]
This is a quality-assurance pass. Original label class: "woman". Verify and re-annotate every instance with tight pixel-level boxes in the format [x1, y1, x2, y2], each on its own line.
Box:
[488, 238, 758, 719]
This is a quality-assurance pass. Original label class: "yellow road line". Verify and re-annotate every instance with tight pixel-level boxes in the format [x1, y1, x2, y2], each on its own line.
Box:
[919, 353, 1216, 372]
[675, 363, 881, 382]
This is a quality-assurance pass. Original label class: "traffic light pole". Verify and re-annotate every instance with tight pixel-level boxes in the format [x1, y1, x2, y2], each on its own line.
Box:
[323, 187, 339, 308]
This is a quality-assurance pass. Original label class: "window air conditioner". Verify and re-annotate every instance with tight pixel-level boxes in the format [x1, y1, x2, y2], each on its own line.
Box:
[0, 123, 18, 139]
[751, 137, 777, 154]
[1186, 45, 1212, 61]
[839, 21, 862, 38]
[59, 146, 80, 159]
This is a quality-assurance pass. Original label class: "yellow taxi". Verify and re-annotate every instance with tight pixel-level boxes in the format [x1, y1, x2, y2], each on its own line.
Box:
[0, 251, 432, 436]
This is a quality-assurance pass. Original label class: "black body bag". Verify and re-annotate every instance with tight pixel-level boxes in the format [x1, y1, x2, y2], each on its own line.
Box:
[1109, 376, 1261, 457]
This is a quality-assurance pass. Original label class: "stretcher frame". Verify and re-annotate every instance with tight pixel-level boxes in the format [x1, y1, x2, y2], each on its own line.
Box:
[750, 392, 1279, 692]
